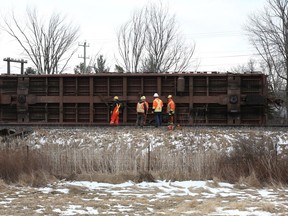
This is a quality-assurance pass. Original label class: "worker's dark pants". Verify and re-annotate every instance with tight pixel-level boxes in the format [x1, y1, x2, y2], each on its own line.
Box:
[136, 113, 145, 127]
[154, 112, 162, 127]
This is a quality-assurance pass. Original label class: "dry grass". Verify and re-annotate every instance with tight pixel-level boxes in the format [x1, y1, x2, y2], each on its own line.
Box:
[0, 177, 287, 215]
[66, 185, 88, 195]
[74, 172, 146, 184]
[18, 170, 57, 187]
[224, 200, 252, 211]
[0, 178, 8, 190]
[134, 171, 155, 183]
[243, 171, 263, 188]
[258, 202, 278, 213]
[205, 178, 220, 188]
[0, 147, 50, 185]
[0, 127, 288, 187]
[193, 198, 222, 214]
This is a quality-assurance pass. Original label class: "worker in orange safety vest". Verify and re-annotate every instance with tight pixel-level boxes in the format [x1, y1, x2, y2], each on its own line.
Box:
[152, 93, 163, 127]
[136, 96, 148, 128]
[110, 96, 121, 125]
[167, 95, 176, 130]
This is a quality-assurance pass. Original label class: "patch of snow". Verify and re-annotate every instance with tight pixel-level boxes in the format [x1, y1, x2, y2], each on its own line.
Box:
[53, 205, 99, 215]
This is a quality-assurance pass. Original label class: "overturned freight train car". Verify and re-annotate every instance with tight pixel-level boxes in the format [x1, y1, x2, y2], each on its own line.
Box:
[0, 72, 267, 126]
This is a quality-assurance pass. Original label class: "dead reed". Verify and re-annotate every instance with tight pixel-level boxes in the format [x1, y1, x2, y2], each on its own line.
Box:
[0, 127, 288, 186]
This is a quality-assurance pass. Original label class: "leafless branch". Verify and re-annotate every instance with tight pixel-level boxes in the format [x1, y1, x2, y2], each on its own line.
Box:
[116, 1, 195, 73]
[245, 0, 288, 118]
[1, 7, 79, 74]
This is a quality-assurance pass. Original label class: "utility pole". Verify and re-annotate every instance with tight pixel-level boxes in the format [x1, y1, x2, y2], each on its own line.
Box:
[78, 41, 89, 73]
[3, 57, 27, 75]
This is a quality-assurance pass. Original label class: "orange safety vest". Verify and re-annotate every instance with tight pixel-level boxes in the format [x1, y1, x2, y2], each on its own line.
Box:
[167, 99, 175, 113]
[136, 102, 145, 113]
[153, 98, 163, 112]
[113, 103, 121, 114]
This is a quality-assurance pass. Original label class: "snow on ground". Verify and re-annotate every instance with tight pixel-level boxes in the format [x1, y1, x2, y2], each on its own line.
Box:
[0, 179, 287, 215]
[26, 126, 288, 154]
[1, 126, 288, 215]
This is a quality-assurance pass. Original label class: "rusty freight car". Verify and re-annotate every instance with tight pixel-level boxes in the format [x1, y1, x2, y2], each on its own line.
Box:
[0, 72, 267, 126]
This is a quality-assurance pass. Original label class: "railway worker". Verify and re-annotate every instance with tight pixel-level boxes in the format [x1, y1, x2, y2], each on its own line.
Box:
[152, 93, 163, 127]
[167, 95, 176, 130]
[136, 96, 148, 128]
[110, 96, 121, 125]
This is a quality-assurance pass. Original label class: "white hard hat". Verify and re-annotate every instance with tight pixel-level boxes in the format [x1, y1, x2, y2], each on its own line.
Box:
[141, 96, 146, 100]
[114, 96, 119, 100]
[167, 95, 172, 99]
[153, 93, 159, 97]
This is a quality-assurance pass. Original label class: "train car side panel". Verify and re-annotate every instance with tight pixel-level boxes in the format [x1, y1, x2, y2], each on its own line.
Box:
[0, 73, 267, 126]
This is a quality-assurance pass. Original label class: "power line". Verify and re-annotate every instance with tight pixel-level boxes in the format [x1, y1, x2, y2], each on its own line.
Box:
[186, 30, 243, 35]
[198, 49, 256, 54]
[198, 63, 252, 67]
[83, 31, 245, 42]
[195, 53, 260, 59]
[183, 31, 246, 39]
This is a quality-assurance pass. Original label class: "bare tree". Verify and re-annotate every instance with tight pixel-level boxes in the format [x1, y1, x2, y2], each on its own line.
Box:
[117, 9, 146, 72]
[245, 0, 288, 119]
[1, 8, 79, 74]
[143, 3, 195, 73]
[230, 58, 257, 73]
[117, 2, 195, 73]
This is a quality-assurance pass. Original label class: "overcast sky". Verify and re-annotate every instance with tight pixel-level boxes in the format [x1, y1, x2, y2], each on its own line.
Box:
[0, 0, 267, 73]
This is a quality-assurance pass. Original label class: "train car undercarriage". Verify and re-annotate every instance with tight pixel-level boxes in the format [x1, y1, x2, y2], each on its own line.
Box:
[0, 72, 267, 126]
